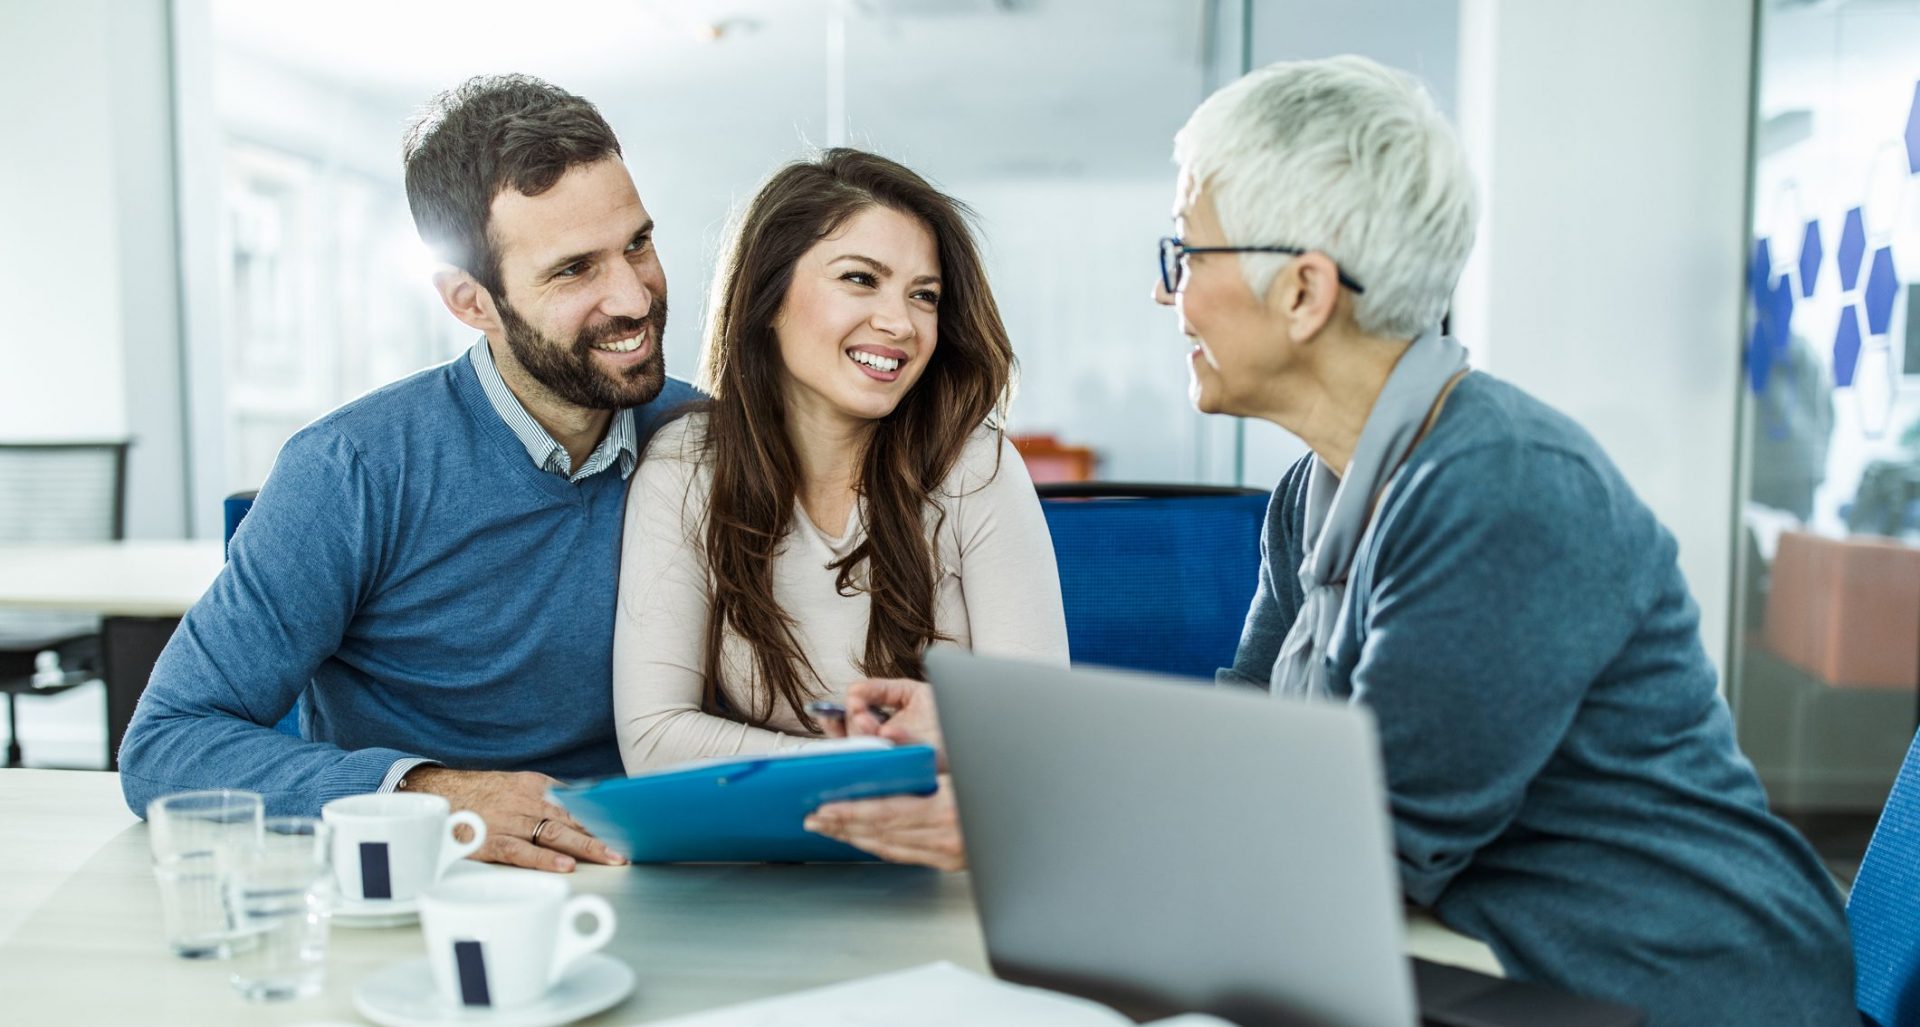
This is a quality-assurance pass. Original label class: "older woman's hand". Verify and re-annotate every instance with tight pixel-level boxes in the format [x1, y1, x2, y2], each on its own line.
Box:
[805, 776, 966, 871]
[843, 677, 946, 768]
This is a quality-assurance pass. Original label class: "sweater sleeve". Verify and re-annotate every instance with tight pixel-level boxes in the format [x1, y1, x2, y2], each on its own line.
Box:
[1352, 443, 1641, 905]
[1217, 456, 1313, 688]
[949, 435, 1071, 667]
[611, 430, 815, 772]
[117, 425, 422, 818]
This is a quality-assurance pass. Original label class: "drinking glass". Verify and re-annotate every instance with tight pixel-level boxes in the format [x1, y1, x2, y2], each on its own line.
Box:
[224, 816, 334, 1001]
[147, 789, 264, 958]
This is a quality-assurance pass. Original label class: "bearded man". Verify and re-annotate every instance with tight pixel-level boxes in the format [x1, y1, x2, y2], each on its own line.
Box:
[120, 75, 698, 873]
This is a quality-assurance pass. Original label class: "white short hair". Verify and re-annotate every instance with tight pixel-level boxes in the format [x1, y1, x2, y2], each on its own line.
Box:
[1172, 56, 1477, 339]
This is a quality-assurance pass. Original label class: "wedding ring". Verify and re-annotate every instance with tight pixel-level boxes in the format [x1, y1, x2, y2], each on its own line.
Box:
[530, 817, 553, 845]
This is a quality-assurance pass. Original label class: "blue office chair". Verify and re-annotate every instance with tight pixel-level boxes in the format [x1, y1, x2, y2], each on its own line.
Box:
[1849, 728, 1920, 1026]
[1037, 482, 1268, 680]
[224, 491, 302, 739]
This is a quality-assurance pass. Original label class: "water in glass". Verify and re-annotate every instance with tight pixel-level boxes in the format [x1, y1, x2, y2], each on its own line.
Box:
[224, 816, 333, 1001]
[147, 789, 263, 959]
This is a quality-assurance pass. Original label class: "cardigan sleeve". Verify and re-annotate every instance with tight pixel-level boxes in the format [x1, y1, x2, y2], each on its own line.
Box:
[1348, 441, 1641, 904]
[1217, 455, 1314, 689]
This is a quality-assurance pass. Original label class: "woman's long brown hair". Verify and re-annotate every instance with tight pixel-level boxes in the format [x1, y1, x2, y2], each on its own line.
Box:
[696, 148, 1014, 732]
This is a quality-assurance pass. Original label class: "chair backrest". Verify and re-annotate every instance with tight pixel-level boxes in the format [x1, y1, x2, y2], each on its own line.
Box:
[0, 442, 129, 543]
[1848, 728, 1920, 1027]
[223, 491, 257, 560]
[224, 490, 299, 739]
[0, 443, 128, 649]
[1038, 483, 1268, 680]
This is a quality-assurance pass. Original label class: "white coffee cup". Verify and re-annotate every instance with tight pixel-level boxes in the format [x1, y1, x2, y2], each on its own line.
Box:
[419, 874, 616, 1010]
[320, 793, 485, 905]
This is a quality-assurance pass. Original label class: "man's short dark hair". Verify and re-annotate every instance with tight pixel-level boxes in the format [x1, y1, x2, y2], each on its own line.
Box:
[402, 74, 622, 296]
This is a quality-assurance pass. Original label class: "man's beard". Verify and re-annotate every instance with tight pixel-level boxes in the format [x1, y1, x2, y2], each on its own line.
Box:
[496, 297, 668, 410]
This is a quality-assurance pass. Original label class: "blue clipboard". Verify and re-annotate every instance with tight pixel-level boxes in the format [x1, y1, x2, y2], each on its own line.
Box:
[551, 744, 939, 863]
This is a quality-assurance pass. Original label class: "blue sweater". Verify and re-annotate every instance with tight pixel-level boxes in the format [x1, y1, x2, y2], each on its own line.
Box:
[119, 358, 701, 817]
[1222, 373, 1855, 1026]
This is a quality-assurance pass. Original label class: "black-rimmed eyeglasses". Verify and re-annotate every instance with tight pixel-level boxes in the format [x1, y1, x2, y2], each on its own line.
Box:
[1158, 236, 1367, 296]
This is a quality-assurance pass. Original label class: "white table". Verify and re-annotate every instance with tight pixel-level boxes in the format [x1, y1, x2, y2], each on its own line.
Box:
[0, 769, 1502, 1024]
[0, 542, 226, 615]
[0, 541, 226, 766]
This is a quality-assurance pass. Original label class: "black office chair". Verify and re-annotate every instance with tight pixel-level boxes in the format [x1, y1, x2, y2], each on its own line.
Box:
[0, 441, 129, 767]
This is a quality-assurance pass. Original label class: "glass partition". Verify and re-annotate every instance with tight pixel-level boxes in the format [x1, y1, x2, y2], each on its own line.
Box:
[1733, 0, 1920, 879]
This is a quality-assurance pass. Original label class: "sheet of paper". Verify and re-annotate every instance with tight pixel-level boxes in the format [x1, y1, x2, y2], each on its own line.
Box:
[636, 961, 1137, 1027]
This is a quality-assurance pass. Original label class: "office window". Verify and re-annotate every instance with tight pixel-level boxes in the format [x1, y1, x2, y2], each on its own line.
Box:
[174, 0, 1478, 526]
[173, 0, 1302, 532]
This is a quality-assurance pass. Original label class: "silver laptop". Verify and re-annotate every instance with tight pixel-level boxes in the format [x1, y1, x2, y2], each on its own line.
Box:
[927, 646, 1417, 1027]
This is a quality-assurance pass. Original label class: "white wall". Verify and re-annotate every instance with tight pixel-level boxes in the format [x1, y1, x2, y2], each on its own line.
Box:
[1455, 0, 1754, 675]
[0, 2, 125, 440]
[0, 0, 186, 538]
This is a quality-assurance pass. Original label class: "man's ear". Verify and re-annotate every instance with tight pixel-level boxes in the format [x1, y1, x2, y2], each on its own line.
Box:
[432, 267, 502, 335]
[1264, 252, 1340, 344]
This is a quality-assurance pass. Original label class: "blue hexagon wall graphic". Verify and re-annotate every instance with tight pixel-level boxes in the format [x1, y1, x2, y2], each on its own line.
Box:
[1749, 237, 1774, 306]
[1747, 321, 1773, 394]
[1865, 246, 1899, 335]
[1760, 276, 1796, 356]
[1907, 80, 1920, 174]
[1839, 208, 1867, 291]
[1799, 220, 1822, 297]
[1834, 305, 1862, 388]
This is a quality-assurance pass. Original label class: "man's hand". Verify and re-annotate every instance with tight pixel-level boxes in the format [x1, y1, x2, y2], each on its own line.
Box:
[399, 766, 627, 873]
[804, 776, 966, 871]
[843, 678, 945, 769]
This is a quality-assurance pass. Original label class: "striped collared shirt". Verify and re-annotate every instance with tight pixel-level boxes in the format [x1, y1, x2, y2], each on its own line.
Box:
[467, 338, 639, 483]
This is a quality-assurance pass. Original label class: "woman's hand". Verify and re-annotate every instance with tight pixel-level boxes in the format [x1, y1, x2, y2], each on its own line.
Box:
[805, 776, 966, 871]
[844, 677, 945, 768]
[808, 677, 962, 869]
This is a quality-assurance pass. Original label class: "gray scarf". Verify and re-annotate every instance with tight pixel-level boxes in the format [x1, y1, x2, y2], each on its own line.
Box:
[1269, 331, 1470, 699]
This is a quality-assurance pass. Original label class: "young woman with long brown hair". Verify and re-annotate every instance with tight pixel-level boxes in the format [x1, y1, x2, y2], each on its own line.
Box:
[610, 149, 1068, 776]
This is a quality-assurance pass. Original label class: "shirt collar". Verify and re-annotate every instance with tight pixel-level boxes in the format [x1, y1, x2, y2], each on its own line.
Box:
[468, 338, 638, 482]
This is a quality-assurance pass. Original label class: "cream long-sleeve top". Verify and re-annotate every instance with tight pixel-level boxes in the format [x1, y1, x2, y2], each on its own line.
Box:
[612, 412, 1070, 773]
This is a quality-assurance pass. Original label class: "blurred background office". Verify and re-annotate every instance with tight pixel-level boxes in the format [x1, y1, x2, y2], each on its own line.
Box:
[1, 0, 1915, 878]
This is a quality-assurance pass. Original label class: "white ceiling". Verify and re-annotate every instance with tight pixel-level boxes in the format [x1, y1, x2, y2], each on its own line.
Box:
[212, 0, 1463, 184]
[212, 0, 1216, 184]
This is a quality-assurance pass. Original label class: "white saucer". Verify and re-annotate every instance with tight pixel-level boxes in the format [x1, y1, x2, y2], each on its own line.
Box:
[331, 894, 420, 928]
[333, 862, 517, 927]
[353, 953, 635, 1027]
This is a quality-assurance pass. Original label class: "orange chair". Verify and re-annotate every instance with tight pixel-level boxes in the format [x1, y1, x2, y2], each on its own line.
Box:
[1764, 531, 1920, 689]
[1009, 434, 1097, 484]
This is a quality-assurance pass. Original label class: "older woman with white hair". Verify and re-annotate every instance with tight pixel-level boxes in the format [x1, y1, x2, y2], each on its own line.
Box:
[808, 56, 1856, 1025]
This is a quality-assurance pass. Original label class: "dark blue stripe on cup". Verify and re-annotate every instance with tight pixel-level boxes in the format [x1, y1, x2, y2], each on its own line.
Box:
[455, 940, 491, 1007]
[358, 841, 392, 900]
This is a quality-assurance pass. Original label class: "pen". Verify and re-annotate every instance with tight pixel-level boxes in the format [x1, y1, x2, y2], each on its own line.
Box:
[806, 700, 893, 724]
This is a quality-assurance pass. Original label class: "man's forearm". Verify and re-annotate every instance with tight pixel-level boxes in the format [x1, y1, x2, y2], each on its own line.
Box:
[120, 714, 421, 817]
[119, 659, 422, 818]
